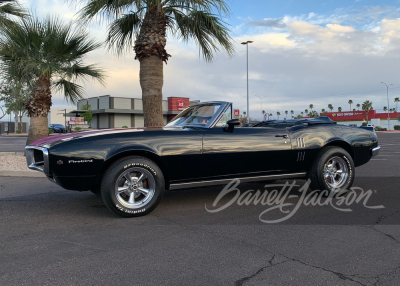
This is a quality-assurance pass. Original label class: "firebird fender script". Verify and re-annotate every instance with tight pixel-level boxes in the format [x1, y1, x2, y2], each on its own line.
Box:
[68, 159, 94, 163]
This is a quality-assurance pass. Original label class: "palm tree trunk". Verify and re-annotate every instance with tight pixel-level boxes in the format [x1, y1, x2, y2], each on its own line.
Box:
[135, 7, 170, 127]
[25, 76, 52, 145]
[140, 55, 164, 127]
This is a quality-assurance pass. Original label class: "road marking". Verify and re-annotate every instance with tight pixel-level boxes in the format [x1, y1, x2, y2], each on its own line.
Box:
[371, 159, 387, 160]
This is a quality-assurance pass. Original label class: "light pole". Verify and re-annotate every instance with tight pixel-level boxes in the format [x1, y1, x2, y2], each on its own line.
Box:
[241, 40, 253, 123]
[255, 95, 266, 120]
[381, 82, 393, 130]
[59, 109, 67, 132]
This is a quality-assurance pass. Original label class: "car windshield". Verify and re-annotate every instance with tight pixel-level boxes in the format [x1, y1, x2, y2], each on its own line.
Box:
[166, 103, 223, 127]
[53, 124, 64, 127]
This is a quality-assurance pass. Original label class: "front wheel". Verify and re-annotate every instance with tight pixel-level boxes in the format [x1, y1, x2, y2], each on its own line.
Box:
[101, 156, 165, 217]
[308, 146, 355, 193]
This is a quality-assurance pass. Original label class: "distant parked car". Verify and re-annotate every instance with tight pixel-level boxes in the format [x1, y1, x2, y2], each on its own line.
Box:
[359, 126, 375, 132]
[49, 124, 65, 133]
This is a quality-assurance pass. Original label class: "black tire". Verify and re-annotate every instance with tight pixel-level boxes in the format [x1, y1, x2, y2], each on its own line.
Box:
[308, 146, 355, 193]
[100, 156, 165, 217]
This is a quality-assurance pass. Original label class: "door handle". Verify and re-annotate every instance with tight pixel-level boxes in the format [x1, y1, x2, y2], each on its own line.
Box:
[275, 134, 288, 139]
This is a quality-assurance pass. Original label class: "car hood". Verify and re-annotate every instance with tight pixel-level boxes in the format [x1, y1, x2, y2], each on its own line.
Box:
[29, 127, 163, 147]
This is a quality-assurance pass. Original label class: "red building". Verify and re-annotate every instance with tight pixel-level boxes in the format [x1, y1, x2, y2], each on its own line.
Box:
[322, 110, 400, 122]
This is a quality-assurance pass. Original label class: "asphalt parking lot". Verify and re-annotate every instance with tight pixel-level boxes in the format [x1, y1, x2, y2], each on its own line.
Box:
[0, 133, 399, 285]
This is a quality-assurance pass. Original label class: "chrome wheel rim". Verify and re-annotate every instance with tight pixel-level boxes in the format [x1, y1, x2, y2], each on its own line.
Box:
[114, 167, 155, 209]
[323, 156, 349, 190]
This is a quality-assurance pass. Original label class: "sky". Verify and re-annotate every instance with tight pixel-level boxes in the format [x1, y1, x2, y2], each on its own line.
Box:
[18, 0, 400, 120]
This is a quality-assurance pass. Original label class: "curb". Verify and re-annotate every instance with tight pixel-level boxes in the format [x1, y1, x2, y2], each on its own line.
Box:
[0, 170, 46, 178]
[0, 152, 24, 156]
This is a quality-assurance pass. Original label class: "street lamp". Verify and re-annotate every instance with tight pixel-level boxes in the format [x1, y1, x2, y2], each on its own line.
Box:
[241, 40, 253, 123]
[255, 95, 266, 120]
[381, 82, 393, 130]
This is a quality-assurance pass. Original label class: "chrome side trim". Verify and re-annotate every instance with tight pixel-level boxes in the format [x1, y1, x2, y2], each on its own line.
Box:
[371, 146, 380, 157]
[169, 172, 307, 190]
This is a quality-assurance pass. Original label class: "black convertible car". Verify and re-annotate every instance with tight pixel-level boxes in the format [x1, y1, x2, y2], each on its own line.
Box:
[26, 101, 379, 217]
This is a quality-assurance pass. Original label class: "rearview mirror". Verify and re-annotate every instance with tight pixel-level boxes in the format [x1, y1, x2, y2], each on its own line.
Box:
[223, 119, 241, 132]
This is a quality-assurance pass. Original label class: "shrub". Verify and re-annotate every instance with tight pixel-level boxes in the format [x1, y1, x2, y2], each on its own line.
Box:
[394, 125, 400, 130]
[122, 126, 128, 128]
[361, 122, 367, 126]
[374, 126, 386, 131]
[48, 128, 53, 134]
[16, 129, 22, 134]
[74, 127, 81, 132]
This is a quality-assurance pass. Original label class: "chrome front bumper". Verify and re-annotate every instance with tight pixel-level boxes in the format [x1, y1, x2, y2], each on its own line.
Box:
[25, 146, 50, 176]
[371, 146, 380, 157]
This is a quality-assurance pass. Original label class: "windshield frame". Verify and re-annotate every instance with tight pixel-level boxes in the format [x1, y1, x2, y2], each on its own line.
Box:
[165, 101, 231, 129]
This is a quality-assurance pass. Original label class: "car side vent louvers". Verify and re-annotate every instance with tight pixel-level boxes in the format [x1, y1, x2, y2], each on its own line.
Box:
[297, 151, 306, 161]
[296, 138, 305, 148]
[296, 138, 305, 161]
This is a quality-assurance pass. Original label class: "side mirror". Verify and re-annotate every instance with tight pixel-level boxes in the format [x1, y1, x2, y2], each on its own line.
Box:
[223, 119, 241, 132]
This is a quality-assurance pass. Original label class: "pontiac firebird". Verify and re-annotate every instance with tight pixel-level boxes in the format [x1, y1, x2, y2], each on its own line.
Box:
[26, 101, 379, 217]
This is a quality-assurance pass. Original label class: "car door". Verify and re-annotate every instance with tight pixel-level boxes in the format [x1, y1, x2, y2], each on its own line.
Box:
[201, 126, 293, 180]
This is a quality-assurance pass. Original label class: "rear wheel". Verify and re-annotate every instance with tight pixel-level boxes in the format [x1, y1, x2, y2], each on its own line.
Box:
[101, 156, 165, 217]
[308, 146, 354, 193]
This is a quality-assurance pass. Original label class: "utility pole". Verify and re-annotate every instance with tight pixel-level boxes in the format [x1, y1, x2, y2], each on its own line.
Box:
[381, 82, 393, 130]
[59, 109, 67, 133]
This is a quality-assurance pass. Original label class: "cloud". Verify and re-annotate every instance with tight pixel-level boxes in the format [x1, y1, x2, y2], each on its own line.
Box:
[247, 18, 287, 28]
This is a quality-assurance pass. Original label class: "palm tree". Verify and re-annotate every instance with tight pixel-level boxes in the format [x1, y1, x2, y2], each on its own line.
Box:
[362, 100, 373, 123]
[285, 110, 288, 119]
[353, 109, 356, 111]
[321, 108, 326, 113]
[77, 0, 234, 127]
[290, 110, 294, 116]
[338, 107, 342, 112]
[305, 109, 308, 115]
[328, 104, 333, 112]
[356, 103, 360, 111]
[348, 100, 353, 111]
[0, 16, 105, 144]
[269, 113, 272, 119]
[301, 111, 304, 116]
[383, 106, 387, 112]
[395, 97, 399, 112]
[0, 0, 26, 29]
[277, 111, 280, 120]
[309, 104, 314, 110]
[309, 110, 318, 118]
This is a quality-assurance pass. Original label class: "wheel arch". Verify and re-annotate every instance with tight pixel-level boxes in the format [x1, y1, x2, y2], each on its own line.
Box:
[323, 139, 354, 159]
[93, 148, 170, 190]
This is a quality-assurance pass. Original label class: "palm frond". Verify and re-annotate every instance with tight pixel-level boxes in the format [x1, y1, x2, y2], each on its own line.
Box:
[0, 1, 27, 18]
[170, 9, 234, 61]
[77, 0, 142, 23]
[106, 11, 143, 55]
[52, 79, 85, 103]
[61, 62, 106, 85]
[163, 0, 231, 15]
